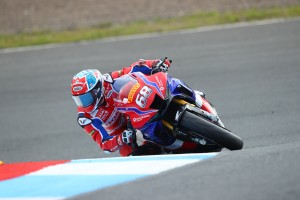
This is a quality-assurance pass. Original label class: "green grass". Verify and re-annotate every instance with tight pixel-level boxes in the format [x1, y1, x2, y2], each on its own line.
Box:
[1, 5, 300, 49]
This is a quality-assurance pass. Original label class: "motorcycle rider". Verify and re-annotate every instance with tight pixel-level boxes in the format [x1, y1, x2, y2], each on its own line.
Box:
[71, 58, 216, 156]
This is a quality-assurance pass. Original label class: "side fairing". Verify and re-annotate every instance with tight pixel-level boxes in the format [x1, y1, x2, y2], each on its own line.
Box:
[140, 121, 176, 146]
[115, 72, 168, 129]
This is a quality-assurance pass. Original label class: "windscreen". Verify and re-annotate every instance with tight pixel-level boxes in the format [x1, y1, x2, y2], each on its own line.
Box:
[114, 75, 138, 103]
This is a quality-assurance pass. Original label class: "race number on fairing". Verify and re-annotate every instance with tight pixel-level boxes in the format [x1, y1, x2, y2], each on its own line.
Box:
[136, 86, 152, 108]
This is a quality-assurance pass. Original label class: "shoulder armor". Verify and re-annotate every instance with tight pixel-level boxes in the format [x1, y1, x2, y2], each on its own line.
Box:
[102, 73, 114, 83]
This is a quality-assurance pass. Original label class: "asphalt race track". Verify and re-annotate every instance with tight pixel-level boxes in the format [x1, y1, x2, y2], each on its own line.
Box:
[1, 19, 300, 200]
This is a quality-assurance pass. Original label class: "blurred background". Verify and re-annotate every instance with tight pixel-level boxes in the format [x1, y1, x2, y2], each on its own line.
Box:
[1, 0, 299, 34]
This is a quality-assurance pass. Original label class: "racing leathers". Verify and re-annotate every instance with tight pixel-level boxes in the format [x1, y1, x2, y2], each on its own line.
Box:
[76, 59, 172, 156]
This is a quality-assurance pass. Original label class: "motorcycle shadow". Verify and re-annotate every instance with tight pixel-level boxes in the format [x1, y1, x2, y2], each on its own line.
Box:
[132, 142, 222, 156]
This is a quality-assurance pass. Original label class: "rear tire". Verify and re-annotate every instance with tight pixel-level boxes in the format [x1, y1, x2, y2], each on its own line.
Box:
[179, 111, 243, 150]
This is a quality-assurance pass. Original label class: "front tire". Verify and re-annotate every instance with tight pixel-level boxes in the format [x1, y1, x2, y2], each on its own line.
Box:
[178, 110, 243, 150]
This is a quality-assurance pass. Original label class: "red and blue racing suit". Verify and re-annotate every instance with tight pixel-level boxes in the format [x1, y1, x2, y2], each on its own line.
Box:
[77, 59, 170, 156]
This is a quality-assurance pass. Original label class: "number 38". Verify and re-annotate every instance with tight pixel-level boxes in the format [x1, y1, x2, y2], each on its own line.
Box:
[136, 86, 152, 108]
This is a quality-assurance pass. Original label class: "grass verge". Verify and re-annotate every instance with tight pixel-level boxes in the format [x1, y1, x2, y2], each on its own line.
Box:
[1, 5, 300, 49]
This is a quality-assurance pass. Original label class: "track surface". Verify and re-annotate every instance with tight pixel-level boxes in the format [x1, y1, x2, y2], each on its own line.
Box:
[1, 19, 300, 200]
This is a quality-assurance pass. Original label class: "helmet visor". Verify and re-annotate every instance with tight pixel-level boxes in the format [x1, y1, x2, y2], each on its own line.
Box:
[72, 90, 96, 107]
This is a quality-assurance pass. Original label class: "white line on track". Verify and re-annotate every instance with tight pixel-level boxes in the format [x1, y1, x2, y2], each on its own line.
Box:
[0, 153, 218, 200]
[1, 17, 299, 54]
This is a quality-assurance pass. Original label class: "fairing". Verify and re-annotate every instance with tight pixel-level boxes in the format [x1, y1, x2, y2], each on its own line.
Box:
[115, 72, 167, 129]
[114, 72, 213, 146]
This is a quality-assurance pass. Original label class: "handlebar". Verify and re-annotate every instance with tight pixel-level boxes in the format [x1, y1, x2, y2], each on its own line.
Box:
[157, 57, 171, 68]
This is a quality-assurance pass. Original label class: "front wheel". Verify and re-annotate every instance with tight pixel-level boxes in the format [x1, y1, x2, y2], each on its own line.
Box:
[178, 110, 243, 150]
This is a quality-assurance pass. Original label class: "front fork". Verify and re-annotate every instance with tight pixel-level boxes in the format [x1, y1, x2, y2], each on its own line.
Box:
[162, 98, 224, 146]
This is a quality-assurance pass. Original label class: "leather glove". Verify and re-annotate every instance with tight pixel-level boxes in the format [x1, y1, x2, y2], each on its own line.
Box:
[152, 57, 172, 74]
[119, 129, 133, 145]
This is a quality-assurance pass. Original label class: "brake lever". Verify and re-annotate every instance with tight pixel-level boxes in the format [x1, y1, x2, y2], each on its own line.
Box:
[157, 57, 167, 68]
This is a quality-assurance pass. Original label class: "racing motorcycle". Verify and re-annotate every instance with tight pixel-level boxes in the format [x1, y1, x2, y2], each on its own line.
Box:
[114, 63, 243, 155]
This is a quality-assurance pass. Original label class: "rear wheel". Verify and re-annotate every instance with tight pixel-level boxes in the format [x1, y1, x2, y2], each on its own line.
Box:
[178, 110, 243, 150]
